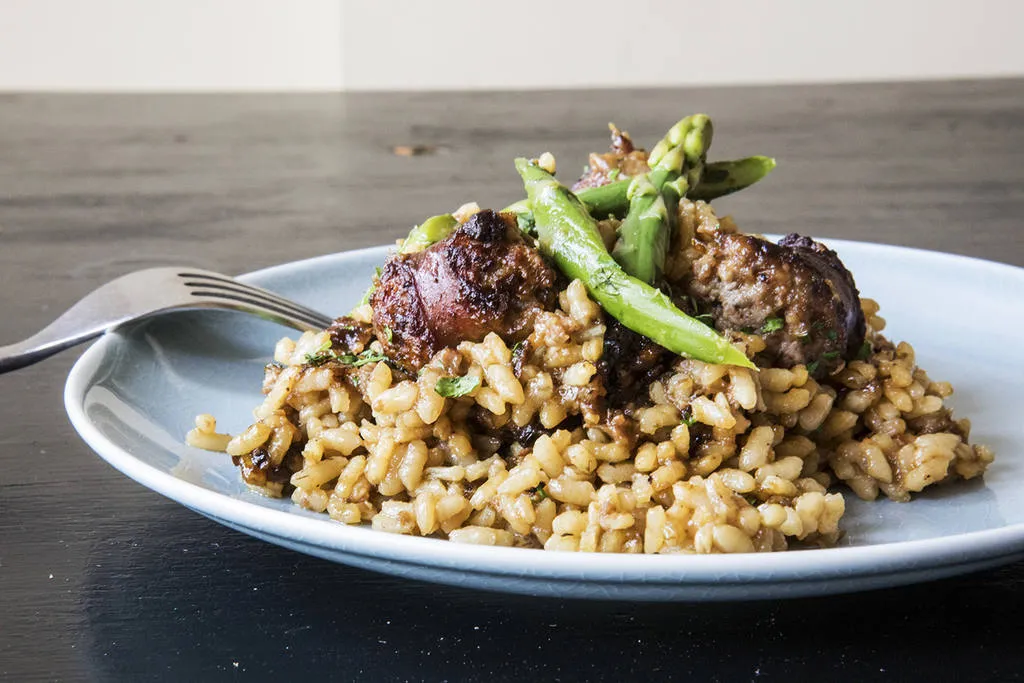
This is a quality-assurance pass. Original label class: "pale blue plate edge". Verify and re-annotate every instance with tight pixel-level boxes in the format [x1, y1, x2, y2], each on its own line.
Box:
[62, 238, 1024, 600]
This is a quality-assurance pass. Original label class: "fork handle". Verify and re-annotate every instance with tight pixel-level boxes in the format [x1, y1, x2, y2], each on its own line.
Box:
[0, 279, 142, 374]
[0, 330, 105, 373]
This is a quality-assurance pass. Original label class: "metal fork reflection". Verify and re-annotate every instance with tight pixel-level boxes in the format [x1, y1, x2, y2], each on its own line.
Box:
[0, 267, 334, 373]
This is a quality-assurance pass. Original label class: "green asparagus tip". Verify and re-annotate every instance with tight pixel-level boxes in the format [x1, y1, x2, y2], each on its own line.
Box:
[516, 155, 755, 370]
[400, 213, 457, 254]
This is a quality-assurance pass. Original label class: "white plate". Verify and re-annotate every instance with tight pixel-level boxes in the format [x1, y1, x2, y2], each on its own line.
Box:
[65, 240, 1024, 601]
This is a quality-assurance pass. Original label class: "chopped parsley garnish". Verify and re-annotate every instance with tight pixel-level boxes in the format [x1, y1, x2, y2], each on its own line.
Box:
[304, 339, 335, 366]
[760, 317, 784, 334]
[856, 340, 873, 361]
[516, 212, 536, 235]
[305, 344, 389, 368]
[338, 350, 389, 367]
[511, 340, 526, 356]
[680, 407, 697, 427]
[533, 482, 549, 500]
[435, 374, 481, 398]
[821, 350, 840, 360]
[826, 329, 838, 341]
[805, 360, 820, 375]
[383, 326, 394, 344]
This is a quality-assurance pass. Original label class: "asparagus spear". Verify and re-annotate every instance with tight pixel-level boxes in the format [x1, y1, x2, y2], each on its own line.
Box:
[691, 156, 776, 201]
[612, 115, 713, 284]
[610, 173, 675, 284]
[503, 156, 777, 224]
[400, 213, 457, 254]
[515, 157, 754, 369]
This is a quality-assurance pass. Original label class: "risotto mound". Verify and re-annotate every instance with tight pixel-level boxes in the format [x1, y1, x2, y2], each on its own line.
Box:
[187, 244, 991, 553]
[187, 119, 993, 554]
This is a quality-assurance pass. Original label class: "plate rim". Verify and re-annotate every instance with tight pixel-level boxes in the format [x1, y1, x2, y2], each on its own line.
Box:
[64, 237, 1024, 584]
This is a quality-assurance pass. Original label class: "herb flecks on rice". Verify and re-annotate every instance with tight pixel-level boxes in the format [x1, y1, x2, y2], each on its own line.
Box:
[191, 284, 990, 553]
[189, 117, 992, 553]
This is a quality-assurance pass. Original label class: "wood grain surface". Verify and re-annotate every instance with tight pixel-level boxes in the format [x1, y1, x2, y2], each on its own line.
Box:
[1, 80, 1023, 682]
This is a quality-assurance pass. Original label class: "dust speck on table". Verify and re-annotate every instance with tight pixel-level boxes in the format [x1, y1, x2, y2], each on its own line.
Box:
[392, 144, 443, 157]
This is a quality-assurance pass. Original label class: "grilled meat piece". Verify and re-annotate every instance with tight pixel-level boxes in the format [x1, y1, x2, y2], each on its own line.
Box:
[906, 408, 966, 438]
[470, 409, 584, 451]
[572, 125, 651, 192]
[327, 316, 374, 353]
[232, 445, 300, 488]
[600, 318, 673, 406]
[371, 209, 558, 370]
[686, 230, 866, 374]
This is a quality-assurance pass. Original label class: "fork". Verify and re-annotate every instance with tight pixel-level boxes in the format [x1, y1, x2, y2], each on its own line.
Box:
[0, 267, 335, 373]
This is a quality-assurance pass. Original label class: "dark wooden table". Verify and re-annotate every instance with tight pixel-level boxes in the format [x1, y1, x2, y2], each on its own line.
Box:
[2, 81, 1023, 682]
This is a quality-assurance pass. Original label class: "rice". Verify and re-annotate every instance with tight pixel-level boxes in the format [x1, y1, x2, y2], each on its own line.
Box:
[187, 284, 993, 554]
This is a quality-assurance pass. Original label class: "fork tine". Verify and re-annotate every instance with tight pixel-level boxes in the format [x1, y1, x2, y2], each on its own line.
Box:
[181, 280, 331, 326]
[0, 266, 338, 374]
[187, 289, 332, 330]
[178, 272, 334, 329]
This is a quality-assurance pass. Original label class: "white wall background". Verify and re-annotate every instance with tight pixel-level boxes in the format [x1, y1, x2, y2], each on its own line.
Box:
[0, 0, 1022, 90]
[342, 0, 1024, 90]
[0, 0, 342, 90]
